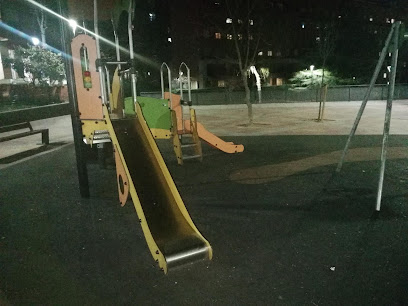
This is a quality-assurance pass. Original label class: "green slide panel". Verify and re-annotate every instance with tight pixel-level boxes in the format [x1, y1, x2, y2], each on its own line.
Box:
[124, 96, 172, 132]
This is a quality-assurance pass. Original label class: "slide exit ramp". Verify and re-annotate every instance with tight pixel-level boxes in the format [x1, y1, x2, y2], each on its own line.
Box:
[184, 120, 244, 154]
[104, 105, 212, 273]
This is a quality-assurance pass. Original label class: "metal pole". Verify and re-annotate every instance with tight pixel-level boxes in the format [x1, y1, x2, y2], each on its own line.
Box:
[105, 66, 111, 100]
[336, 23, 396, 172]
[112, 19, 121, 70]
[187, 67, 191, 102]
[93, 0, 108, 110]
[58, 0, 89, 197]
[376, 21, 400, 211]
[127, 0, 137, 114]
[160, 62, 172, 108]
[179, 62, 192, 133]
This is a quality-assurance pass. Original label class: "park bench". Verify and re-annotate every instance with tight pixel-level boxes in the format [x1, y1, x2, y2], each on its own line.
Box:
[0, 84, 12, 102]
[0, 121, 49, 144]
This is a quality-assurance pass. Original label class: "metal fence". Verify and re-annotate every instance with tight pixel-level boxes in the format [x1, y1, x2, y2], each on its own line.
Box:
[141, 84, 408, 106]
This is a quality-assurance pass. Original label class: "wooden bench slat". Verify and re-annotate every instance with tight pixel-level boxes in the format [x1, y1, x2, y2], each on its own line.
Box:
[0, 129, 49, 143]
[0, 122, 32, 133]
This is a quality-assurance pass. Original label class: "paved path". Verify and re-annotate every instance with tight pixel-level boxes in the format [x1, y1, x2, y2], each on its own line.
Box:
[1, 100, 408, 165]
[194, 100, 408, 136]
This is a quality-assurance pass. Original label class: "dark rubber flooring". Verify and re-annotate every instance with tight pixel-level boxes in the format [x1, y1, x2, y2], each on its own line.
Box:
[1, 135, 408, 305]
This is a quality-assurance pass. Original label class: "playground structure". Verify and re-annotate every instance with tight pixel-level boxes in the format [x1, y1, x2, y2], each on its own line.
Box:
[160, 62, 244, 165]
[113, 62, 244, 165]
[67, 1, 213, 273]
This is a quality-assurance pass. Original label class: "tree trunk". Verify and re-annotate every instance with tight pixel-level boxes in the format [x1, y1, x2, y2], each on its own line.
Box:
[241, 70, 253, 125]
[41, 29, 46, 45]
[317, 62, 326, 121]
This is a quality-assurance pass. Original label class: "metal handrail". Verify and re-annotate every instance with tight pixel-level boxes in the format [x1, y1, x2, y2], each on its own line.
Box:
[179, 62, 192, 104]
[160, 62, 172, 109]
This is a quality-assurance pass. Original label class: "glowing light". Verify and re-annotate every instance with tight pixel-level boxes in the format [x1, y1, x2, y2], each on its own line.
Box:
[0, 21, 68, 57]
[25, 0, 160, 69]
[250, 66, 261, 91]
[32, 37, 40, 45]
[68, 19, 77, 34]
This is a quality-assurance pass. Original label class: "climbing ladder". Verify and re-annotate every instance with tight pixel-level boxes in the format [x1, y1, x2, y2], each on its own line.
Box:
[161, 62, 203, 165]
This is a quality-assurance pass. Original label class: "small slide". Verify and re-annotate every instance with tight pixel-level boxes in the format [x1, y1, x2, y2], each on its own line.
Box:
[184, 119, 244, 154]
[163, 92, 244, 154]
[104, 105, 212, 273]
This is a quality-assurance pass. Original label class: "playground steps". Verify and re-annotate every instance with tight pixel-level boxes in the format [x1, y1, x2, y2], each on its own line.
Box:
[180, 133, 203, 162]
[182, 154, 202, 161]
[181, 143, 198, 149]
[173, 132, 203, 165]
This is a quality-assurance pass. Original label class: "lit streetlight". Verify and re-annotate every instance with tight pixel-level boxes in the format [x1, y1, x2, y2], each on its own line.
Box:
[68, 19, 78, 34]
[310, 65, 315, 86]
[31, 37, 40, 46]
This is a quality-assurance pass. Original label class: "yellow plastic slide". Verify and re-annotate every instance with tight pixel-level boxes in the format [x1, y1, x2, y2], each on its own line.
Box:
[104, 105, 212, 273]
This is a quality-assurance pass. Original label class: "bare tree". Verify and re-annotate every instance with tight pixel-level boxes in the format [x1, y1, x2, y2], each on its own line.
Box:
[225, 0, 261, 125]
[36, 8, 47, 45]
[316, 20, 338, 121]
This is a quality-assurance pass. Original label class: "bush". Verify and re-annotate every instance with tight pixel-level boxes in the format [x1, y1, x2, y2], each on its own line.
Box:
[290, 68, 340, 88]
[5, 45, 65, 86]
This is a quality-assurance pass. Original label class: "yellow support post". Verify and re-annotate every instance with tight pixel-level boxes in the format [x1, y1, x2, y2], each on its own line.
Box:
[171, 110, 183, 165]
[189, 108, 203, 162]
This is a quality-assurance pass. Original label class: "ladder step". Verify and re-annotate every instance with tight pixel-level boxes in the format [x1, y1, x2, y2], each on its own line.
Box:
[94, 130, 109, 135]
[93, 134, 111, 140]
[181, 143, 198, 148]
[182, 154, 202, 160]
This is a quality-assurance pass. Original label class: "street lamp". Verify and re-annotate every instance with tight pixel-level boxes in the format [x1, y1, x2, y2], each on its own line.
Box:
[310, 65, 315, 86]
[31, 37, 40, 46]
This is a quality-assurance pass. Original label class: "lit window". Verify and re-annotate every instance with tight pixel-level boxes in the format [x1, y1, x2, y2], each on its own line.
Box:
[276, 78, 283, 86]
[316, 36, 320, 41]
[384, 73, 387, 78]
[258, 51, 263, 56]
[149, 13, 156, 21]
[391, 18, 395, 23]
[338, 15, 341, 19]
[218, 80, 225, 87]
[267, 50, 272, 56]
[238, 19, 243, 24]
[386, 18, 391, 23]
[369, 17, 373, 22]
[249, 19, 254, 25]
[167, 37, 172, 42]
[238, 34, 243, 40]
[227, 34, 232, 40]
[226, 18, 232, 23]
[147, 71, 151, 76]
[301, 22, 305, 29]
[214, 2, 220, 5]
[215, 32, 221, 39]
